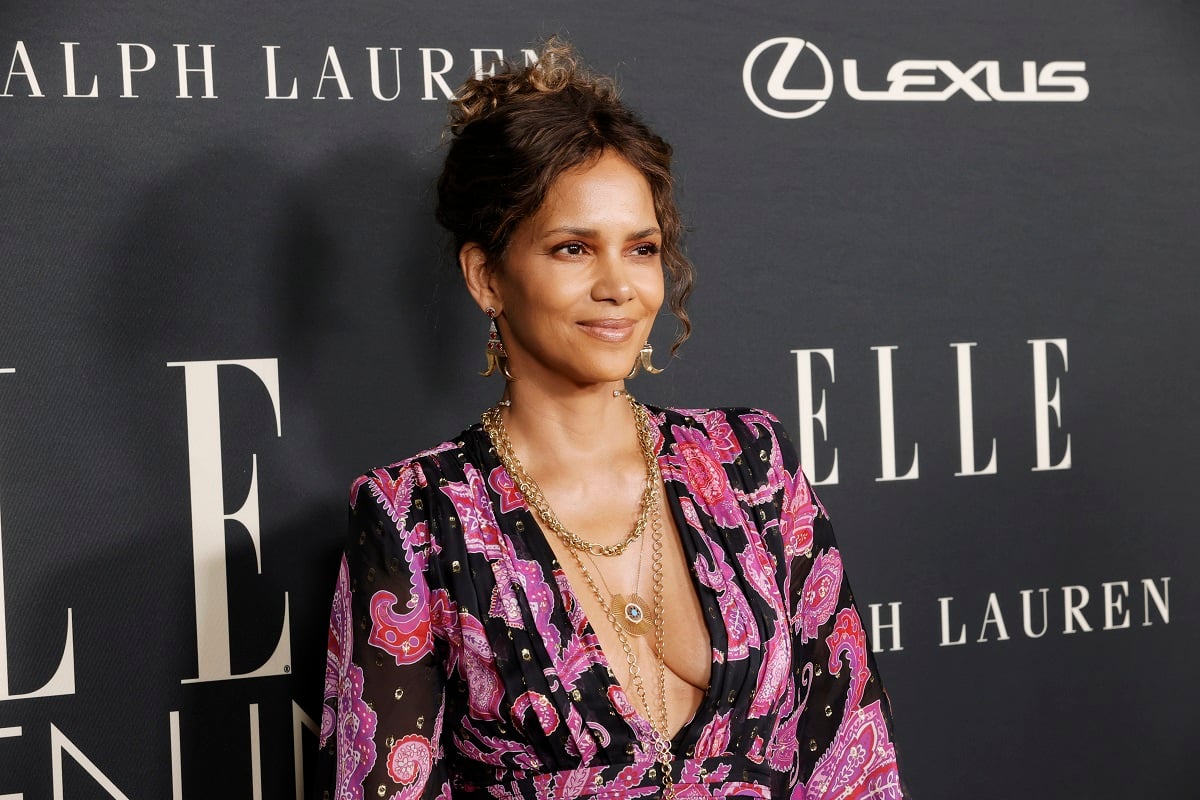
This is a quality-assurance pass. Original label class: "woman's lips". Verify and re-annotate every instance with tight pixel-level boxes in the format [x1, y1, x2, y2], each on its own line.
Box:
[578, 318, 636, 342]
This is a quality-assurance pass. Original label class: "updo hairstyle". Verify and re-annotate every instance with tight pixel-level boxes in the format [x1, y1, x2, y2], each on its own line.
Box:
[435, 38, 693, 353]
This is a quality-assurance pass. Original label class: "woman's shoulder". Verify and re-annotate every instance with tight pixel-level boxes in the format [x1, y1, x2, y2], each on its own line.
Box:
[651, 404, 805, 494]
[651, 404, 791, 442]
[347, 423, 487, 509]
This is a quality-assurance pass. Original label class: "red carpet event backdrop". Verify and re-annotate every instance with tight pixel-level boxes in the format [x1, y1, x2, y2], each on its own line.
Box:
[1, 2, 1195, 797]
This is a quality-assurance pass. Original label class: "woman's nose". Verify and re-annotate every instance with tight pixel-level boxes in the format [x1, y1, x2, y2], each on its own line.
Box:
[591, 251, 635, 303]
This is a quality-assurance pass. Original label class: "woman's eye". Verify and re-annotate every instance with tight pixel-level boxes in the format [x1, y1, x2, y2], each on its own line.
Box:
[555, 242, 587, 256]
[632, 243, 660, 257]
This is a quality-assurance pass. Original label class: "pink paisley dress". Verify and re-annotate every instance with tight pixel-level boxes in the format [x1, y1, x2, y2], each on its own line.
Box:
[316, 406, 907, 798]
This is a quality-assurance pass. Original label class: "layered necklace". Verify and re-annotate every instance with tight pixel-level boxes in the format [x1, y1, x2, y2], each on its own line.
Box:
[585, 533, 651, 637]
[480, 394, 676, 799]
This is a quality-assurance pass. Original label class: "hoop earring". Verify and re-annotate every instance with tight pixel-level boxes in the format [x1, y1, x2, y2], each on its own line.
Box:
[481, 307, 515, 380]
[626, 342, 664, 378]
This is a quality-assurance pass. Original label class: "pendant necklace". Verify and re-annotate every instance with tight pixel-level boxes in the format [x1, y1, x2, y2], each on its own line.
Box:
[481, 394, 677, 799]
[585, 526, 652, 637]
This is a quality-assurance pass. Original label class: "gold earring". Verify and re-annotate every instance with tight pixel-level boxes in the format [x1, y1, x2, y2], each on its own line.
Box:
[481, 307, 514, 380]
[627, 342, 664, 379]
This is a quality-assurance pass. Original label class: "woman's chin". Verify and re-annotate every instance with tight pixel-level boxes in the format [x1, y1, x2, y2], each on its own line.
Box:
[567, 365, 637, 389]
[511, 352, 640, 388]
[580, 371, 635, 388]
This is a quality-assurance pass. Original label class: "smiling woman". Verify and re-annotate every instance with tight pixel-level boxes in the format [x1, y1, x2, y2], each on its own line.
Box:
[460, 152, 666, 390]
[315, 38, 908, 800]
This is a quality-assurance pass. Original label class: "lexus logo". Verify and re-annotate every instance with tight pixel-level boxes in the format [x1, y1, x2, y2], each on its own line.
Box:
[743, 36, 1088, 119]
[742, 37, 833, 119]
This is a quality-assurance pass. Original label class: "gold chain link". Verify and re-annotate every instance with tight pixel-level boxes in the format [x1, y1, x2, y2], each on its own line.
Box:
[481, 396, 676, 798]
[480, 397, 657, 557]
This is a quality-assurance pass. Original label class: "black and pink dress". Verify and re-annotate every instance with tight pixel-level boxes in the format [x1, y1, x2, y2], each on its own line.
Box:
[317, 406, 907, 798]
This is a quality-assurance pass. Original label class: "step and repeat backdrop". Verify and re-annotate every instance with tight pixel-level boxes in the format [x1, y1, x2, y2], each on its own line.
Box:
[1, 1, 1195, 798]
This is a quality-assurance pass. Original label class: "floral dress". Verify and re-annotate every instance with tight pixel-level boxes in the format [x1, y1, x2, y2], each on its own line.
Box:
[316, 406, 907, 799]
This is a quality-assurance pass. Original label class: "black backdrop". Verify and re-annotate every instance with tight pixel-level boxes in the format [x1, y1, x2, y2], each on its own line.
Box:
[1, 2, 1196, 797]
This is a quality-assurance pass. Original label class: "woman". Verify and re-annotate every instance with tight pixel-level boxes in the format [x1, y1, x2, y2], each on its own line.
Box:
[317, 40, 906, 799]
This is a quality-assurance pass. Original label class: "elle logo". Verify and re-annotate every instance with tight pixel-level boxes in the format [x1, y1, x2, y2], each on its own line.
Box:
[0, 368, 76, 704]
[793, 338, 1071, 485]
[168, 359, 290, 684]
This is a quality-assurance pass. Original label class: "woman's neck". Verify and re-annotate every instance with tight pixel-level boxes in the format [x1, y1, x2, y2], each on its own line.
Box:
[496, 378, 642, 472]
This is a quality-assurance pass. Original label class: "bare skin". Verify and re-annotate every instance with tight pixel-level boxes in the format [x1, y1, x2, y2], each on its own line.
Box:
[461, 152, 711, 739]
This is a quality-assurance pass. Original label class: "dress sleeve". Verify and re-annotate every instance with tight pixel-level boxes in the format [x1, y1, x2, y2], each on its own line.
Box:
[315, 464, 453, 800]
[755, 413, 910, 798]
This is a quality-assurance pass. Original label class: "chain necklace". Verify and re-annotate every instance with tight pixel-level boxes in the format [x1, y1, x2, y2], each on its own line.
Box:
[480, 395, 658, 557]
[584, 524, 651, 637]
[571, 495, 675, 799]
[480, 395, 676, 798]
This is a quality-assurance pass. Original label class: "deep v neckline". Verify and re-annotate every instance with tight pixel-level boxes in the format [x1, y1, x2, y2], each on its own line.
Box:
[472, 416, 721, 752]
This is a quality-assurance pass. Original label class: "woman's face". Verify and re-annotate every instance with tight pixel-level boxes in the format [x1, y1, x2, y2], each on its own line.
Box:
[474, 152, 665, 389]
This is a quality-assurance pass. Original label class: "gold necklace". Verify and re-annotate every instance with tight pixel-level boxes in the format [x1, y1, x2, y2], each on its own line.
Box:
[480, 395, 676, 798]
[480, 396, 658, 557]
[584, 526, 651, 637]
[570, 497, 675, 799]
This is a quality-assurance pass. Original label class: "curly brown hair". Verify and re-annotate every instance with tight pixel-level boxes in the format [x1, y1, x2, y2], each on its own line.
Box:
[435, 38, 694, 354]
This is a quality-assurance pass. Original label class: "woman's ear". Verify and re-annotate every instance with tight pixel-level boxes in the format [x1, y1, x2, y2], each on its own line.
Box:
[460, 242, 500, 313]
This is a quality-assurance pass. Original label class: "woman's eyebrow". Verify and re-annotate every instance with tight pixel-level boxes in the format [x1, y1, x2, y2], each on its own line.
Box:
[542, 225, 598, 237]
[541, 225, 662, 239]
[628, 227, 662, 239]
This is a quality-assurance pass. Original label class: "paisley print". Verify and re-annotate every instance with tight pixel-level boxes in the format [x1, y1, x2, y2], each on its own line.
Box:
[799, 548, 844, 643]
[749, 620, 791, 719]
[563, 705, 598, 763]
[385, 734, 433, 798]
[334, 659, 377, 800]
[673, 409, 741, 463]
[670, 424, 747, 529]
[442, 463, 505, 560]
[827, 607, 871, 712]
[488, 465, 525, 514]
[512, 691, 560, 735]
[779, 466, 817, 558]
[368, 589, 433, 665]
[316, 407, 907, 798]
[692, 710, 732, 760]
[359, 466, 417, 528]
[455, 717, 540, 769]
[322, 558, 379, 800]
[693, 534, 760, 661]
[801, 701, 903, 800]
[549, 630, 602, 694]
[321, 557, 352, 747]
[607, 684, 638, 720]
